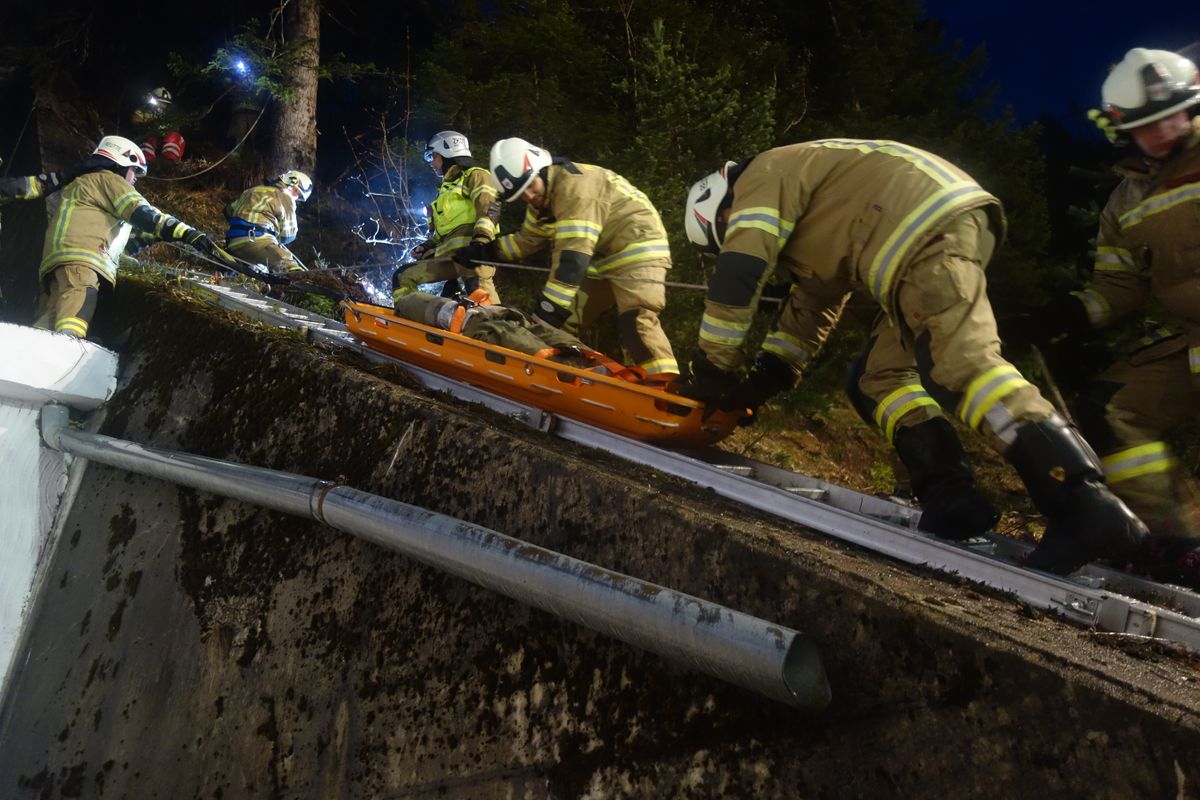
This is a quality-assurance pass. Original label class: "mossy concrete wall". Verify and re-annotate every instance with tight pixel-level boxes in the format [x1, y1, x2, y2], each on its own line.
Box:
[1, 278, 1198, 799]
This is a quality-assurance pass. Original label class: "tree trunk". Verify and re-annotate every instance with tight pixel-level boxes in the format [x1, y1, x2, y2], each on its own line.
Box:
[268, 0, 319, 176]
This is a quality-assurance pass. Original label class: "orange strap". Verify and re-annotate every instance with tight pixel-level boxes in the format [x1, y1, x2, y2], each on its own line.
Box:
[578, 348, 648, 384]
[449, 305, 467, 333]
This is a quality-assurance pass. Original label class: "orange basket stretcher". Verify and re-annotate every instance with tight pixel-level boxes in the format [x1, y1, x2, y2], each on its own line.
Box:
[342, 301, 740, 447]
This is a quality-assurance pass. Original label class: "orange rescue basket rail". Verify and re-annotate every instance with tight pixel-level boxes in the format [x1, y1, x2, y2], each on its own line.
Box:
[341, 301, 740, 447]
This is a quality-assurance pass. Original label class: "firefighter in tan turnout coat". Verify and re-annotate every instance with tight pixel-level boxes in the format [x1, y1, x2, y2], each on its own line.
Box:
[393, 131, 502, 304]
[224, 171, 312, 274]
[1032, 48, 1200, 585]
[679, 139, 1149, 575]
[488, 137, 679, 378]
[36, 136, 233, 338]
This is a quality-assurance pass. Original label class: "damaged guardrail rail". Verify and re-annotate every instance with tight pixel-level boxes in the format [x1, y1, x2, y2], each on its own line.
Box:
[39, 404, 830, 710]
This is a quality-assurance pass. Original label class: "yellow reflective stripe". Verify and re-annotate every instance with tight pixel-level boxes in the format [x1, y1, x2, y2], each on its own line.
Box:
[1094, 245, 1134, 272]
[432, 233, 472, 257]
[473, 218, 497, 237]
[872, 384, 941, 443]
[592, 239, 671, 271]
[868, 183, 992, 303]
[959, 365, 1032, 430]
[1102, 442, 1176, 484]
[1119, 181, 1200, 229]
[639, 356, 680, 375]
[22, 176, 37, 197]
[727, 206, 794, 244]
[113, 192, 144, 218]
[762, 331, 815, 367]
[698, 313, 751, 346]
[543, 280, 579, 307]
[496, 236, 521, 260]
[607, 173, 655, 208]
[468, 182, 498, 201]
[555, 219, 602, 243]
[1070, 288, 1110, 327]
[814, 139, 962, 186]
[55, 317, 89, 337]
[51, 196, 77, 251]
[1191, 347, 1200, 374]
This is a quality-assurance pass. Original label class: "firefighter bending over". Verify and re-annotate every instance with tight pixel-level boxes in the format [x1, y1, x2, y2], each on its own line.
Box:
[678, 139, 1148, 575]
[224, 170, 313, 274]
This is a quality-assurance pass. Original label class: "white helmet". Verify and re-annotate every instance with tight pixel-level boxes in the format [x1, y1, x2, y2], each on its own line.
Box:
[424, 130, 471, 162]
[1102, 48, 1200, 130]
[684, 161, 737, 254]
[490, 137, 552, 202]
[149, 87, 173, 107]
[94, 135, 148, 176]
[277, 170, 313, 201]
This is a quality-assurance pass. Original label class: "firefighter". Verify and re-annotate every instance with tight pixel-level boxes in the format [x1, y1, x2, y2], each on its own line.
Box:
[35, 136, 234, 338]
[0, 168, 77, 236]
[392, 131, 502, 304]
[391, 290, 588, 360]
[1026, 48, 1200, 584]
[224, 171, 312, 274]
[488, 137, 679, 379]
[131, 87, 186, 168]
[679, 141, 1148, 575]
[842, 299, 1002, 540]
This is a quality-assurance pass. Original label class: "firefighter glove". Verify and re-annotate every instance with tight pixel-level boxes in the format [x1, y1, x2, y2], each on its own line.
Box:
[712, 351, 796, 423]
[531, 294, 571, 329]
[452, 240, 493, 269]
[676, 352, 736, 403]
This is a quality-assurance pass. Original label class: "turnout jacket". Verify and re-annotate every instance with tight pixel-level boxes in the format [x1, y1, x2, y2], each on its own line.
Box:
[425, 163, 501, 257]
[701, 140, 1004, 371]
[494, 162, 672, 310]
[0, 174, 58, 204]
[1069, 117, 1200, 370]
[226, 185, 299, 245]
[40, 171, 200, 285]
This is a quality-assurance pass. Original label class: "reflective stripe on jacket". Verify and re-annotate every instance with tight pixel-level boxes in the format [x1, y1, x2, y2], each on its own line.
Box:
[40, 172, 154, 284]
[1075, 117, 1200, 350]
[429, 164, 501, 253]
[700, 140, 1004, 368]
[493, 162, 671, 308]
[225, 185, 298, 245]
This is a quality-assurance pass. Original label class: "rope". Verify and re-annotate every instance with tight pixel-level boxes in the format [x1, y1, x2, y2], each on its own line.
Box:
[3, 105, 35, 176]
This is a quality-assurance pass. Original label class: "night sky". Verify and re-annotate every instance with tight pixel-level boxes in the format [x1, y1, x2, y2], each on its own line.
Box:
[921, 1, 1199, 132]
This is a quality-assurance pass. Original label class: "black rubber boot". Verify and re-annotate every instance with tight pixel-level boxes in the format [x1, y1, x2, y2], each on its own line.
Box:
[893, 418, 999, 540]
[1005, 415, 1149, 574]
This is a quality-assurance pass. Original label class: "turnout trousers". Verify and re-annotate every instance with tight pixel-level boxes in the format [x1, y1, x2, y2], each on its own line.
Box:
[570, 259, 678, 376]
[1076, 344, 1200, 537]
[33, 263, 103, 338]
[857, 208, 1055, 452]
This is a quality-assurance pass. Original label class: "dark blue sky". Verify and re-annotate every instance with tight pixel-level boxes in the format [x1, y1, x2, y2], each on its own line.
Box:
[921, 1, 1198, 131]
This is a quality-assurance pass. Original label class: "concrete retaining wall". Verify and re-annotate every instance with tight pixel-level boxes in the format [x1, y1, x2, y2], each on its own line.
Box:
[1, 277, 1198, 799]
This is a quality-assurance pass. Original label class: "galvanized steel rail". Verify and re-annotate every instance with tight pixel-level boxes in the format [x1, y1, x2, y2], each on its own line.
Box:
[185, 277, 1200, 653]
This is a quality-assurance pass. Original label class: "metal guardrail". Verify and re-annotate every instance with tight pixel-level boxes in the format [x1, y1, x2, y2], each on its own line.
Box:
[184, 277, 1200, 653]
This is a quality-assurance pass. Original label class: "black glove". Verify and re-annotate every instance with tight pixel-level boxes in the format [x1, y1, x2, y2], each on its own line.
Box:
[711, 351, 796, 423]
[38, 171, 69, 194]
[531, 294, 572, 329]
[452, 240, 493, 269]
[676, 352, 737, 403]
[182, 228, 238, 267]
